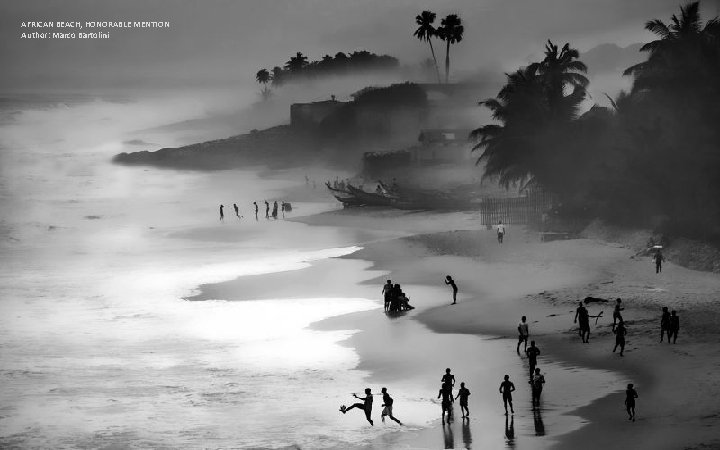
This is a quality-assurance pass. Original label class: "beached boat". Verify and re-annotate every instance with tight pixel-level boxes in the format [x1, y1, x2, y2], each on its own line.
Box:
[326, 182, 365, 207]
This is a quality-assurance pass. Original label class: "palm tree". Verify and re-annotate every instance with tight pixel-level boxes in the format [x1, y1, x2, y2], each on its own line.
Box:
[271, 66, 284, 87]
[413, 11, 442, 83]
[537, 41, 589, 120]
[437, 14, 464, 83]
[256, 69, 271, 100]
[285, 52, 309, 73]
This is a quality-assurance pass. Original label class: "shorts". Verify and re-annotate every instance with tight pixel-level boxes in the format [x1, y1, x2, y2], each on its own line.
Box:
[518, 334, 528, 342]
[579, 322, 589, 331]
[441, 400, 451, 411]
[459, 400, 468, 408]
[502, 393, 512, 402]
[382, 405, 392, 416]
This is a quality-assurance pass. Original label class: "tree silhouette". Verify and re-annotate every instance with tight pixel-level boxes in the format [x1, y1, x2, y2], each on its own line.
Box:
[285, 52, 309, 73]
[437, 14, 464, 83]
[414, 11, 442, 83]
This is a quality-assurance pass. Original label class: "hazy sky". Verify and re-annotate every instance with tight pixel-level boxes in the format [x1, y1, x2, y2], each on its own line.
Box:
[1, 0, 719, 91]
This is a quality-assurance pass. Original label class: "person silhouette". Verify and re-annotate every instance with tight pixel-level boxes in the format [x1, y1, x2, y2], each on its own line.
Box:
[612, 298, 624, 331]
[499, 375, 515, 415]
[382, 280, 393, 312]
[233, 203, 240, 219]
[653, 250, 665, 273]
[445, 275, 458, 304]
[530, 368, 545, 407]
[380, 388, 402, 425]
[340, 388, 374, 426]
[264, 200, 269, 219]
[219, 204, 224, 221]
[613, 320, 627, 356]
[660, 306, 670, 342]
[253, 201, 259, 220]
[525, 341, 541, 379]
[272, 201, 278, 219]
[574, 301, 591, 343]
[668, 310, 679, 343]
[625, 383, 638, 421]
[438, 382, 454, 424]
[441, 368, 456, 388]
[497, 220, 506, 244]
[455, 382, 471, 418]
[517, 316, 529, 353]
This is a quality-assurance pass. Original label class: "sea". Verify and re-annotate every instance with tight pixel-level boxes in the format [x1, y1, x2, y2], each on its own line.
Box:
[0, 91, 623, 449]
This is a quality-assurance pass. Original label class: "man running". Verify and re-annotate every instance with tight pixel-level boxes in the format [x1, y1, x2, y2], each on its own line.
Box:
[340, 388, 374, 426]
[438, 382, 454, 424]
[613, 320, 627, 356]
[499, 375, 515, 415]
[653, 250, 665, 274]
[455, 382, 471, 418]
[625, 384, 638, 421]
[517, 316, 529, 353]
[497, 220, 506, 244]
[441, 368, 456, 388]
[526, 341, 541, 378]
[445, 275, 458, 305]
[530, 368, 545, 407]
[380, 388, 402, 425]
[668, 310, 680, 344]
[219, 204, 224, 221]
[574, 301, 591, 343]
[382, 280, 393, 312]
[660, 306, 671, 342]
[612, 298, 624, 331]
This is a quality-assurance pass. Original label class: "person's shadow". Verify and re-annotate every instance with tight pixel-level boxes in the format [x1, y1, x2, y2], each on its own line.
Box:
[504, 415, 516, 448]
[461, 417, 472, 449]
[533, 407, 546, 436]
[442, 421, 455, 449]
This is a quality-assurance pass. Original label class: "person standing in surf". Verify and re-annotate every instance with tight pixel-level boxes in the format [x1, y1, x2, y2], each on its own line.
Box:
[445, 275, 458, 304]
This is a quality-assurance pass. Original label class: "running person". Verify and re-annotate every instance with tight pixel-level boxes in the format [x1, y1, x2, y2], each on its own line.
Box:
[380, 388, 402, 425]
[530, 368, 545, 407]
[499, 375, 515, 415]
[517, 316, 529, 352]
[340, 388, 374, 426]
[625, 384, 638, 421]
[445, 275, 458, 304]
[526, 341, 541, 379]
[438, 382, 454, 423]
[455, 382, 471, 418]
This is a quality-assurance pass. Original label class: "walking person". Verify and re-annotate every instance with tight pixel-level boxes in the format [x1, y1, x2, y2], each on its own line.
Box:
[380, 388, 402, 425]
[526, 341, 541, 379]
[668, 310, 680, 344]
[574, 301, 591, 343]
[612, 298, 624, 331]
[445, 275, 458, 305]
[455, 382, 471, 418]
[264, 200, 269, 219]
[253, 201, 258, 220]
[497, 220, 506, 244]
[653, 250, 665, 274]
[660, 306, 671, 342]
[340, 388, 374, 426]
[219, 204, 224, 221]
[625, 384, 638, 421]
[530, 368, 545, 408]
[438, 382, 454, 424]
[382, 280, 393, 312]
[613, 320, 627, 356]
[499, 375, 515, 415]
[517, 316, 529, 353]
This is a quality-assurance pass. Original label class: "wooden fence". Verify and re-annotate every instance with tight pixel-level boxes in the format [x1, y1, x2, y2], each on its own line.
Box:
[478, 190, 556, 227]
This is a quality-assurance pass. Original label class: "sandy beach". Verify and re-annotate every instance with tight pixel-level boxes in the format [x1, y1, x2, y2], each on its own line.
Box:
[286, 207, 720, 449]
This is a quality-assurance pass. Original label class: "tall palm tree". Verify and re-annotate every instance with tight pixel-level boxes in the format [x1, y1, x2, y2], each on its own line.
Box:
[413, 11, 442, 83]
[256, 69, 271, 99]
[437, 14, 464, 83]
[285, 52, 309, 73]
[537, 41, 589, 120]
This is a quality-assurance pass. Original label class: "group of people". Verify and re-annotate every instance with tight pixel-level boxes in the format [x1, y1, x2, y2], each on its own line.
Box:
[339, 387, 402, 426]
[218, 200, 291, 221]
[381, 280, 415, 312]
[516, 317, 546, 409]
[437, 368, 471, 424]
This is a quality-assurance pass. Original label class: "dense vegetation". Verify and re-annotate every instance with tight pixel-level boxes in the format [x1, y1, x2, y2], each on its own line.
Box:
[472, 2, 720, 240]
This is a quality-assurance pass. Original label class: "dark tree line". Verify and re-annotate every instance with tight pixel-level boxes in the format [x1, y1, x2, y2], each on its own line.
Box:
[472, 2, 720, 240]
